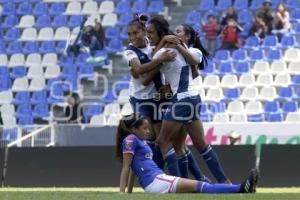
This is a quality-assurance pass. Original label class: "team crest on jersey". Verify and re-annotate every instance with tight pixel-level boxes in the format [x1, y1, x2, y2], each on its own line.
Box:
[145, 153, 153, 159]
[125, 141, 133, 150]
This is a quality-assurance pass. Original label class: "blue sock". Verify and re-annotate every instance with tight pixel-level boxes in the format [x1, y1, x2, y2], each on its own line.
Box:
[147, 141, 157, 162]
[178, 154, 189, 178]
[201, 145, 228, 183]
[165, 148, 180, 176]
[196, 181, 241, 193]
[155, 144, 165, 170]
[186, 149, 205, 181]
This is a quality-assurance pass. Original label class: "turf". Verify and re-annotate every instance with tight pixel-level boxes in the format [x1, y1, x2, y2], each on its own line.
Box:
[0, 188, 299, 200]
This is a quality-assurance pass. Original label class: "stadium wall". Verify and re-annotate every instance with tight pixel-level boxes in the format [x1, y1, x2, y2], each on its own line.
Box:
[1, 145, 300, 187]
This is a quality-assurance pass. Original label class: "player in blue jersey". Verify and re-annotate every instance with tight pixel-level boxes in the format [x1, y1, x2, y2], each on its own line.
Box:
[146, 16, 230, 183]
[116, 113, 258, 194]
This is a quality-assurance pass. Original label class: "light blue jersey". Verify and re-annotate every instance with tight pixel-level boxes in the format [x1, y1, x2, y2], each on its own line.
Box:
[122, 134, 164, 188]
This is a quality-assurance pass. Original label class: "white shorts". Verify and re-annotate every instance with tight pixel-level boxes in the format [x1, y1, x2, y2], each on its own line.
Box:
[144, 174, 180, 193]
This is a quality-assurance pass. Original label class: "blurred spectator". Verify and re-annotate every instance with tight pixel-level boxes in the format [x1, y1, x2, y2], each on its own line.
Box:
[221, 6, 238, 27]
[220, 18, 242, 51]
[256, 0, 274, 34]
[272, 3, 291, 41]
[65, 93, 83, 123]
[202, 15, 220, 55]
[249, 16, 268, 39]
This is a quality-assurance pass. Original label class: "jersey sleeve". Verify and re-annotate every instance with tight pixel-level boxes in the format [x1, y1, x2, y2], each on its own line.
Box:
[152, 48, 166, 60]
[189, 48, 203, 63]
[124, 50, 138, 64]
[122, 135, 137, 155]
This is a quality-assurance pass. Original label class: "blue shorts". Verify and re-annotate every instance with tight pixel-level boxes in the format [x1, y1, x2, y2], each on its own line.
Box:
[129, 97, 162, 123]
[163, 95, 201, 124]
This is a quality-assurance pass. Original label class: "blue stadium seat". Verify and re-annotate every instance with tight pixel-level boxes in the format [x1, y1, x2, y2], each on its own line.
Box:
[276, 86, 294, 101]
[215, 0, 232, 11]
[16, 104, 32, 118]
[105, 27, 120, 40]
[214, 50, 231, 62]
[267, 49, 282, 61]
[2, 128, 18, 141]
[282, 101, 298, 114]
[4, 28, 20, 41]
[0, 77, 12, 91]
[117, 13, 134, 27]
[262, 35, 279, 49]
[115, 81, 129, 93]
[132, 0, 147, 13]
[198, 0, 215, 11]
[233, 0, 248, 10]
[249, 49, 265, 62]
[31, 90, 47, 105]
[250, 0, 264, 10]
[240, 23, 252, 38]
[218, 62, 234, 75]
[201, 62, 216, 75]
[52, 15, 68, 28]
[23, 41, 39, 54]
[65, 76, 78, 91]
[47, 80, 65, 103]
[232, 49, 248, 62]
[13, 91, 31, 105]
[40, 41, 56, 54]
[16, 2, 32, 16]
[292, 89, 300, 101]
[185, 11, 201, 25]
[78, 64, 94, 77]
[0, 67, 9, 77]
[291, 9, 300, 23]
[266, 113, 284, 122]
[102, 89, 117, 104]
[248, 114, 265, 122]
[56, 41, 67, 53]
[7, 42, 23, 55]
[200, 113, 213, 122]
[270, 0, 282, 9]
[2, 15, 18, 28]
[33, 2, 48, 16]
[35, 15, 51, 28]
[49, 2, 65, 16]
[238, 10, 252, 24]
[223, 88, 241, 101]
[235, 62, 250, 75]
[200, 102, 211, 115]
[264, 101, 280, 114]
[11, 66, 27, 79]
[83, 104, 104, 123]
[68, 15, 84, 28]
[32, 104, 49, 118]
[106, 39, 123, 53]
[148, 0, 164, 13]
[120, 27, 128, 40]
[0, 43, 5, 54]
[2, 3, 16, 16]
[18, 115, 34, 125]
[75, 53, 89, 66]
[286, 0, 300, 9]
[210, 102, 226, 113]
[119, 74, 131, 82]
[62, 63, 77, 78]
[114, 1, 130, 14]
[281, 35, 297, 48]
[292, 75, 300, 86]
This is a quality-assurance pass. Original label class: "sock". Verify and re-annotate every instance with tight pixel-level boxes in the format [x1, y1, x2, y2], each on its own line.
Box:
[178, 154, 189, 178]
[147, 141, 157, 162]
[165, 148, 180, 176]
[155, 144, 165, 170]
[186, 149, 205, 181]
[201, 145, 228, 183]
[196, 181, 241, 193]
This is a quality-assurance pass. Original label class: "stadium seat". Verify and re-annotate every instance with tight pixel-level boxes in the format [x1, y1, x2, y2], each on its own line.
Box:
[283, 48, 300, 62]
[117, 89, 130, 105]
[282, 101, 298, 114]
[285, 112, 300, 122]
[65, 1, 82, 15]
[252, 61, 270, 75]
[29, 77, 46, 91]
[0, 91, 13, 104]
[262, 35, 279, 49]
[52, 15, 68, 28]
[121, 103, 134, 116]
[2, 15, 18, 28]
[9, 54, 25, 67]
[40, 41, 56, 54]
[42, 53, 58, 67]
[240, 87, 259, 101]
[290, 9, 300, 23]
[105, 27, 120, 40]
[131, 0, 147, 13]
[35, 15, 51, 29]
[214, 50, 231, 63]
[232, 49, 248, 62]
[148, 0, 165, 13]
[248, 114, 265, 122]
[198, 0, 215, 11]
[49, 2, 65, 16]
[266, 113, 284, 122]
[99, 0, 115, 14]
[249, 49, 265, 62]
[2, 128, 18, 141]
[205, 88, 224, 102]
[16, 104, 32, 118]
[4, 28, 20, 41]
[210, 102, 226, 113]
[19, 28, 38, 41]
[2, 3, 16, 16]
[114, 1, 130, 14]
[288, 61, 300, 75]
[256, 74, 273, 87]
[106, 39, 123, 53]
[31, 90, 47, 105]
[235, 62, 250, 75]
[102, 13, 118, 27]
[258, 86, 277, 102]
[292, 75, 300, 86]
[104, 103, 121, 116]
[276, 86, 294, 101]
[215, 0, 232, 11]
[238, 10, 252, 24]
[18, 115, 34, 125]
[220, 75, 238, 88]
[223, 88, 241, 102]
[230, 113, 247, 122]
[281, 35, 297, 48]
[81, 1, 98, 15]
[33, 2, 48, 16]
[0, 67, 9, 77]
[185, 11, 201, 25]
[250, 0, 264, 10]
[120, 27, 128, 40]
[83, 103, 104, 123]
[267, 49, 282, 61]
[201, 62, 216, 75]
[273, 74, 291, 87]
[1, 104, 15, 117]
[27, 65, 43, 79]
[0, 77, 12, 91]
[233, 0, 248, 10]
[213, 113, 229, 123]
[68, 15, 85, 28]
[102, 89, 117, 104]
[90, 114, 107, 125]
[264, 101, 280, 115]
[44, 65, 60, 79]
[25, 53, 42, 67]
[218, 62, 234, 76]
[203, 75, 220, 88]
[286, 0, 300, 9]
[32, 103, 49, 118]
[227, 101, 244, 115]
[54, 27, 70, 41]
[23, 42, 39, 54]
[16, 2, 32, 16]
[117, 13, 133, 27]
[11, 66, 27, 79]
[270, 60, 287, 75]
[7, 42, 23, 55]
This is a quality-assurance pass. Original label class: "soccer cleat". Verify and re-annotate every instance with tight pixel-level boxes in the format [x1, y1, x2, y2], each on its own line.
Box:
[240, 168, 259, 193]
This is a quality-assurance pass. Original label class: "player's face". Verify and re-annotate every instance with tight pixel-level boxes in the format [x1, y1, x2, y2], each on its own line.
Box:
[133, 120, 151, 139]
[146, 23, 160, 46]
[175, 25, 189, 45]
[127, 25, 146, 48]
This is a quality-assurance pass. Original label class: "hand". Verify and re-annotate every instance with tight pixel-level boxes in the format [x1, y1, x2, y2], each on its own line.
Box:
[162, 35, 180, 45]
[159, 49, 176, 62]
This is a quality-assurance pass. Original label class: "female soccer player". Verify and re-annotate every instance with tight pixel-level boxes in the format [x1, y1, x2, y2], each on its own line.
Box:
[116, 114, 258, 194]
[146, 16, 230, 183]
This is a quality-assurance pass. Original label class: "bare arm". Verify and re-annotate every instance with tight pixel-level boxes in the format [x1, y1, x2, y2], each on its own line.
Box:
[119, 153, 133, 193]
[127, 169, 135, 193]
[140, 67, 161, 86]
[174, 44, 199, 66]
[191, 65, 199, 79]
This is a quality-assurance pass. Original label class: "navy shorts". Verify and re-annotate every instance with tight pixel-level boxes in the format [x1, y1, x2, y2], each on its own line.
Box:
[163, 95, 201, 124]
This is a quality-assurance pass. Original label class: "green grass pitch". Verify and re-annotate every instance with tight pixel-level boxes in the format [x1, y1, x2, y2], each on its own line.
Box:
[0, 188, 300, 200]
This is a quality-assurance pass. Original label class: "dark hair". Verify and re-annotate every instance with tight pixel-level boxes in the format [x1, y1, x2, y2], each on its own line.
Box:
[128, 13, 149, 31]
[180, 24, 209, 70]
[148, 15, 173, 39]
[115, 113, 146, 162]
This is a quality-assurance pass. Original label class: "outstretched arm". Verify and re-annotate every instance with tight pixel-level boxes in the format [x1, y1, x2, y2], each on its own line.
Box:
[120, 153, 133, 193]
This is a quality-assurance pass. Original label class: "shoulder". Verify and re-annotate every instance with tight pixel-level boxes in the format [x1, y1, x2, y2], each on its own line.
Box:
[124, 134, 137, 143]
